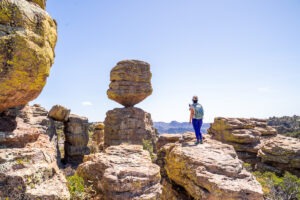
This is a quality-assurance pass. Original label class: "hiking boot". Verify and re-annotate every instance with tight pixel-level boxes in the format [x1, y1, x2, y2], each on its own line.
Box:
[194, 140, 200, 145]
[199, 140, 203, 144]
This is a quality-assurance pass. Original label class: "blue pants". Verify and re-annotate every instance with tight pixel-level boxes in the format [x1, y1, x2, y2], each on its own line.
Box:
[192, 118, 203, 141]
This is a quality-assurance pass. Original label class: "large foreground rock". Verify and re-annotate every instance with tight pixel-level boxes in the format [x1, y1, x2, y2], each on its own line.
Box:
[258, 135, 300, 176]
[77, 144, 161, 200]
[159, 135, 263, 200]
[104, 107, 157, 151]
[0, 0, 57, 112]
[0, 105, 70, 199]
[107, 60, 153, 107]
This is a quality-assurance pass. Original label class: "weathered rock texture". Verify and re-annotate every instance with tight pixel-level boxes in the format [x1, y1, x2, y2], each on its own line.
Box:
[48, 105, 70, 122]
[104, 107, 157, 152]
[77, 144, 161, 200]
[64, 114, 89, 164]
[158, 133, 264, 200]
[0, 0, 57, 112]
[208, 117, 277, 164]
[258, 135, 300, 176]
[0, 105, 70, 199]
[156, 133, 182, 150]
[107, 60, 152, 107]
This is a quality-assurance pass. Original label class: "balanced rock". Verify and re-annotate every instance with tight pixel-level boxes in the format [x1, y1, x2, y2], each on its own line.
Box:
[0, 0, 57, 112]
[107, 60, 152, 107]
[0, 105, 69, 199]
[158, 135, 263, 200]
[77, 144, 162, 200]
[48, 105, 70, 122]
[258, 135, 300, 176]
[64, 114, 90, 164]
[104, 107, 157, 151]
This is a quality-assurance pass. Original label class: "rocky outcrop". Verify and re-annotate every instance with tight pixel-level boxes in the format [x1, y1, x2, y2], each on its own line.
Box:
[107, 60, 152, 107]
[158, 134, 264, 200]
[0, 105, 70, 199]
[208, 117, 277, 164]
[258, 135, 300, 176]
[48, 105, 70, 122]
[104, 107, 157, 152]
[0, 104, 56, 148]
[64, 114, 89, 164]
[0, 0, 57, 112]
[77, 144, 161, 200]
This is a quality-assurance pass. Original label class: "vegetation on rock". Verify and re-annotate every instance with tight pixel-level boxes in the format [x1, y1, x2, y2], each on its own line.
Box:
[251, 170, 300, 200]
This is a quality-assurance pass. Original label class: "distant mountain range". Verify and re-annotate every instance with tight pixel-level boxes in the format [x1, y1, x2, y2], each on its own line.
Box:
[154, 121, 210, 134]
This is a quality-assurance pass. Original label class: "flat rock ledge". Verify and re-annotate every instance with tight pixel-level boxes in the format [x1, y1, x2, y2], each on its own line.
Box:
[159, 135, 263, 200]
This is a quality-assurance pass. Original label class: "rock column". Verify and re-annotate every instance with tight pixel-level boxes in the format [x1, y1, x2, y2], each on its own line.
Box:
[64, 114, 90, 164]
[104, 60, 157, 151]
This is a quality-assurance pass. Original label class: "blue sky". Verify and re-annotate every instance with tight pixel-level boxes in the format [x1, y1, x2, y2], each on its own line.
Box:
[33, 0, 300, 122]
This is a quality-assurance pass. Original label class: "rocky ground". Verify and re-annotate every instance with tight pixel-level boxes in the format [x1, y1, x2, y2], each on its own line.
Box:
[0, 105, 70, 199]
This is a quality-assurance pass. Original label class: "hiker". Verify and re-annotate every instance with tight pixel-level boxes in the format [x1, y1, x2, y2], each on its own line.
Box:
[189, 96, 204, 144]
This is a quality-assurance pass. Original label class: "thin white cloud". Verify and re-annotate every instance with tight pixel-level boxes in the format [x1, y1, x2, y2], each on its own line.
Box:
[257, 87, 270, 93]
[81, 101, 93, 106]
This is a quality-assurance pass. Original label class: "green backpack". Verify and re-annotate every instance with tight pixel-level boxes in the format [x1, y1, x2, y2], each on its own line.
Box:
[192, 103, 204, 119]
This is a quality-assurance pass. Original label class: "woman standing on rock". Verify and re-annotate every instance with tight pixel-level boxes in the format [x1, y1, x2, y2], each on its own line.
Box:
[189, 96, 204, 144]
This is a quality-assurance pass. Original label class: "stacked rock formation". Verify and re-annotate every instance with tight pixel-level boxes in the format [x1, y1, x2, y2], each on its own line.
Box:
[157, 132, 264, 200]
[208, 117, 277, 164]
[77, 144, 161, 200]
[104, 60, 157, 150]
[0, 0, 57, 112]
[92, 122, 104, 145]
[48, 105, 90, 164]
[0, 105, 70, 199]
[258, 135, 300, 176]
[64, 114, 90, 164]
[208, 117, 300, 176]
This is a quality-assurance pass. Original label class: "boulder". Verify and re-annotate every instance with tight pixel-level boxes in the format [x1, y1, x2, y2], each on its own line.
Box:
[26, 0, 46, 9]
[0, 105, 70, 199]
[77, 144, 162, 200]
[107, 60, 152, 107]
[48, 105, 70, 122]
[156, 134, 182, 150]
[258, 135, 300, 176]
[0, 0, 57, 112]
[104, 107, 157, 152]
[64, 114, 89, 164]
[159, 135, 263, 200]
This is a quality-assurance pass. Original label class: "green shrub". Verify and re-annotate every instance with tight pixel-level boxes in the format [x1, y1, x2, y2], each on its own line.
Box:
[285, 131, 300, 139]
[142, 139, 156, 161]
[66, 173, 85, 199]
[253, 171, 300, 200]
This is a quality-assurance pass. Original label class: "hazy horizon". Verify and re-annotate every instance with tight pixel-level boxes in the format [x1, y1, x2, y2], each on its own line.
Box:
[33, 1, 300, 123]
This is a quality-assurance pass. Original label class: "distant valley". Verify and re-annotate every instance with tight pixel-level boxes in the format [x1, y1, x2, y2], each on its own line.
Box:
[154, 121, 210, 134]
